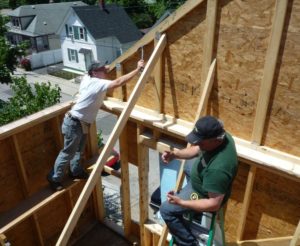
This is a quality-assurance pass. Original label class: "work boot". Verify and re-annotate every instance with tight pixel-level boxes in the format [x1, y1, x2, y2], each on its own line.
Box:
[69, 170, 89, 180]
[47, 174, 63, 191]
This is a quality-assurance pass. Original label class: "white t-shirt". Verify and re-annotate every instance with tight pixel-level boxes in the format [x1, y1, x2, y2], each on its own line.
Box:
[70, 75, 110, 124]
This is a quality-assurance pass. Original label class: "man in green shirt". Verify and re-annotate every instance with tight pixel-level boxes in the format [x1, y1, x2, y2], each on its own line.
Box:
[160, 116, 238, 246]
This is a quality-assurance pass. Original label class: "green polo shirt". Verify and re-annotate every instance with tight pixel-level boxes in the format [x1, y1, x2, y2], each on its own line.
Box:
[190, 132, 238, 205]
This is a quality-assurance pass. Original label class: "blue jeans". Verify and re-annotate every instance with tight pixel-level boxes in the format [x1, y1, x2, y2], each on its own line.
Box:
[160, 162, 199, 246]
[51, 116, 87, 182]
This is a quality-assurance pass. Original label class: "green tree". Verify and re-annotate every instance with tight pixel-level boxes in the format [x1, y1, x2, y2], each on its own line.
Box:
[0, 77, 61, 126]
[104, 0, 186, 28]
[0, 14, 8, 36]
[0, 38, 29, 84]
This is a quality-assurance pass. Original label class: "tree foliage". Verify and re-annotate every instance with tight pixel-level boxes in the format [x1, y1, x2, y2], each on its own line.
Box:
[97, 0, 186, 28]
[0, 37, 29, 84]
[0, 77, 61, 126]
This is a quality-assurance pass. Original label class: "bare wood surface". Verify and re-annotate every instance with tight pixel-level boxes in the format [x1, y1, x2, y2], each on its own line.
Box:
[158, 59, 216, 246]
[290, 220, 300, 246]
[200, 0, 218, 87]
[236, 166, 257, 241]
[251, 0, 288, 144]
[154, 33, 163, 113]
[12, 135, 29, 196]
[56, 34, 167, 246]
[138, 126, 149, 246]
[227, 236, 292, 246]
[119, 125, 131, 237]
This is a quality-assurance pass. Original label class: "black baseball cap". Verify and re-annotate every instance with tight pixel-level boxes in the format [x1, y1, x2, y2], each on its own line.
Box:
[88, 61, 108, 76]
[186, 116, 225, 144]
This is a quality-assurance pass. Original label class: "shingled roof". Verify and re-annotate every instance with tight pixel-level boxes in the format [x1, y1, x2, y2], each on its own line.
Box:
[8, 2, 86, 36]
[72, 4, 142, 44]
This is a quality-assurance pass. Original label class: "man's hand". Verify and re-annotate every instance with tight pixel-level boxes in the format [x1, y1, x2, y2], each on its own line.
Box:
[161, 151, 174, 163]
[167, 191, 182, 205]
[137, 59, 145, 71]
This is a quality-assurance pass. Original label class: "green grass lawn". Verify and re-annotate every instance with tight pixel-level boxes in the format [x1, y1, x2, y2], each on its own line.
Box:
[48, 70, 79, 80]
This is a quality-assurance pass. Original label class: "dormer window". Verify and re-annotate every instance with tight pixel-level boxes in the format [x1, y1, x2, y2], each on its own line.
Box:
[12, 18, 20, 28]
[79, 27, 84, 40]
[69, 26, 73, 36]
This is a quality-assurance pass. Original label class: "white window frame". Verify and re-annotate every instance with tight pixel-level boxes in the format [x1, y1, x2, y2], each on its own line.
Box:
[69, 49, 77, 62]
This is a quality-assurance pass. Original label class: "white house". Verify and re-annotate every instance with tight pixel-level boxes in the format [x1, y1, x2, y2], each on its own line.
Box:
[59, 4, 142, 72]
[5, 2, 87, 69]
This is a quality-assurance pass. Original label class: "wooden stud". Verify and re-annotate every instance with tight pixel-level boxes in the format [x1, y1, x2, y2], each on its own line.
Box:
[32, 214, 44, 246]
[0, 234, 8, 246]
[116, 63, 127, 101]
[137, 125, 150, 246]
[236, 165, 257, 241]
[251, 0, 288, 145]
[119, 125, 131, 237]
[143, 225, 152, 246]
[154, 32, 163, 113]
[92, 179, 105, 222]
[88, 122, 99, 157]
[290, 220, 300, 246]
[56, 34, 167, 246]
[11, 135, 29, 196]
[201, 0, 218, 87]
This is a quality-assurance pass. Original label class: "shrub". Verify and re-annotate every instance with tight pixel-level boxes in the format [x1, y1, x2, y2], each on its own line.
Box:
[0, 77, 61, 126]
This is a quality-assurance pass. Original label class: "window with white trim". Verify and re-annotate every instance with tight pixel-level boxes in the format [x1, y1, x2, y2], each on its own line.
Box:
[68, 48, 78, 63]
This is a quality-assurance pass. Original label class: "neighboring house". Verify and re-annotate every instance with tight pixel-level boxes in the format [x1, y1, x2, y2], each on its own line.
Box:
[5, 1, 86, 68]
[60, 4, 142, 72]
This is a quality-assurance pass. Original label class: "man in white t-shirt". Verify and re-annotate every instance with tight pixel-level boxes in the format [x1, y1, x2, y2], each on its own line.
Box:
[47, 59, 145, 191]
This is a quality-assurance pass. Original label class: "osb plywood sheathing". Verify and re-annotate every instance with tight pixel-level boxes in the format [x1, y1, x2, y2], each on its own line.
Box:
[237, 0, 289, 242]
[56, 34, 167, 246]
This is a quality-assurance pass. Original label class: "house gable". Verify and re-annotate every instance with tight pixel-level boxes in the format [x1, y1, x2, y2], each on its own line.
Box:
[59, 4, 142, 72]
[7, 1, 87, 36]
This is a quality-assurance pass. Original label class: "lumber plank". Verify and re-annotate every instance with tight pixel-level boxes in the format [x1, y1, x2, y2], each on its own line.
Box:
[56, 34, 167, 246]
[158, 58, 216, 246]
[88, 122, 99, 157]
[251, 0, 288, 144]
[92, 179, 105, 222]
[115, 63, 126, 101]
[32, 213, 44, 246]
[290, 220, 300, 246]
[119, 125, 131, 237]
[138, 126, 149, 246]
[236, 166, 257, 241]
[201, 0, 218, 87]
[11, 135, 29, 196]
[154, 33, 163, 113]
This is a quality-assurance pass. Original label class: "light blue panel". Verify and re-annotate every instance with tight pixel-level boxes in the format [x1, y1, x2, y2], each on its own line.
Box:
[159, 154, 197, 202]
[159, 155, 180, 202]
